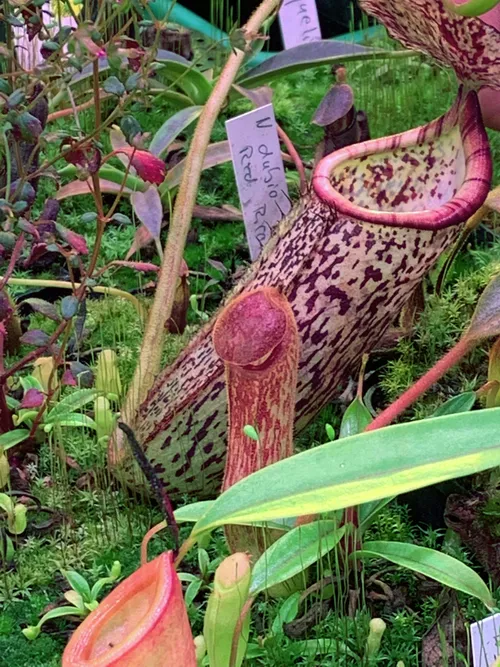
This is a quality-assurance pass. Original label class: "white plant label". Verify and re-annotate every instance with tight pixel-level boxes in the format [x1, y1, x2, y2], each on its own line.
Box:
[226, 104, 291, 261]
[279, 0, 322, 50]
[471, 613, 500, 666]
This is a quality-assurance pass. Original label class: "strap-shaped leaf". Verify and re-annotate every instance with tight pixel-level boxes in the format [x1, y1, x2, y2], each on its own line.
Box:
[191, 409, 500, 537]
[353, 541, 494, 608]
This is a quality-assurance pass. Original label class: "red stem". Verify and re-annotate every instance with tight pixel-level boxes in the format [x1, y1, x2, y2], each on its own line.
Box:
[365, 336, 473, 432]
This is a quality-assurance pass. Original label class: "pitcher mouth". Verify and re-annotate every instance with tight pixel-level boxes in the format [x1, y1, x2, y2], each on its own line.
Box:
[312, 89, 491, 230]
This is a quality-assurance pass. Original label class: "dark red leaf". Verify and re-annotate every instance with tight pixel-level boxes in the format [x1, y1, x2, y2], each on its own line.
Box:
[20, 388, 45, 409]
[109, 260, 159, 272]
[62, 368, 77, 386]
[117, 147, 166, 184]
[55, 224, 89, 255]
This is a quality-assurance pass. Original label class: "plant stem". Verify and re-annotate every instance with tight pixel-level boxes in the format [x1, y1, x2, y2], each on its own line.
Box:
[123, 0, 281, 419]
[365, 336, 473, 431]
[276, 124, 308, 194]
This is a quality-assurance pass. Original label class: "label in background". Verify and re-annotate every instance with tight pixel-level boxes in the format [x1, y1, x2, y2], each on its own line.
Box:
[279, 0, 322, 50]
[225, 104, 291, 262]
[471, 613, 500, 666]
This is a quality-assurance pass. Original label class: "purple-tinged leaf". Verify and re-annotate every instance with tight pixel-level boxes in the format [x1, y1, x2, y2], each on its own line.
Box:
[69, 361, 94, 388]
[207, 259, 228, 276]
[20, 388, 45, 409]
[359, 0, 500, 89]
[9, 181, 35, 208]
[55, 179, 133, 201]
[40, 199, 60, 222]
[61, 139, 102, 175]
[21, 329, 50, 346]
[164, 141, 233, 190]
[466, 274, 500, 341]
[17, 219, 39, 239]
[233, 84, 274, 109]
[61, 295, 79, 320]
[23, 243, 48, 268]
[312, 84, 354, 127]
[109, 260, 159, 272]
[25, 298, 61, 322]
[131, 185, 163, 239]
[11, 111, 43, 141]
[55, 224, 89, 255]
[238, 40, 378, 89]
[62, 368, 77, 386]
[125, 225, 153, 259]
[149, 106, 202, 159]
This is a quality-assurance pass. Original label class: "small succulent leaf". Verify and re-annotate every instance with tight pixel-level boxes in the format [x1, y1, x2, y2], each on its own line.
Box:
[353, 541, 494, 608]
[339, 396, 373, 439]
[20, 329, 50, 346]
[149, 106, 202, 158]
[60, 296, 79, 320]
[184, 578, 203, 607]
[64, 570, 92, 601]
[249, 521, 345, 595]
[24, 298, 61, 322]
[55, 224, 89, 255]
[80, 212, 98, 224]
[131, 185, 163, 239]
[431, 392, 476, 417]
[0, 429, 30, 451]
[467, 273, 500, 341]
[20, 389, 45, 409]
[103, 76, 125, 96]
[45, 389, 99, 423]
[111, 213, 131, 225]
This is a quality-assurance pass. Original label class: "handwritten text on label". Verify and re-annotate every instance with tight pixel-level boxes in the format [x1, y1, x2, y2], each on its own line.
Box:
[471, 613, 500, 666]
[226, 104, 291, 261]
[279, 0, 322, 50]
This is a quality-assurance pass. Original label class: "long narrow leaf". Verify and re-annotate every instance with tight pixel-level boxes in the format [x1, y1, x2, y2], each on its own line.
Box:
[0, 429, 30, 451]
[239, 42, 411, 88]
[46, 390, 99, 423]
[353, 541, 494, 608]
[191, 410, 500, 537]
[149, 106, 202, 158]
[250, 521, 345, 595]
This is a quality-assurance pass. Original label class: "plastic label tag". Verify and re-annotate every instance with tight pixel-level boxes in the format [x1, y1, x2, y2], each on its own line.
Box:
[279, 0, 322, 50]
[471, 613, 500, 666]
[226, 103, 291, 261]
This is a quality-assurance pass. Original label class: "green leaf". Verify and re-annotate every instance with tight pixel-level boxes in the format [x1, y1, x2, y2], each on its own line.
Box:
[45, 414, 97, 430]
[358, 497, 396, 531]
[149, 106, 202, 159]
[239, 41, 395, 89]
[185, 578, 203, 607]
[339, 396, 372, 438]
[174, 500, 215, 523]
[271, 592, 301, 635]
[353, 541, 494, 609]
[45, 389, 99, 424]
[155, 56, 213, 105]
[432, 392, 476, 417]
[190, 410, 500, 538]
[249, 521, 344, 596]
[60, 295, 79, 320]
[103, 76, 125, 96]
[22, 605, 86, 639]
[0, 493, 14, 514]
[64, 570, 92, 602]
[12, 504, 27, 534]
[0, 429, 30, 451]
